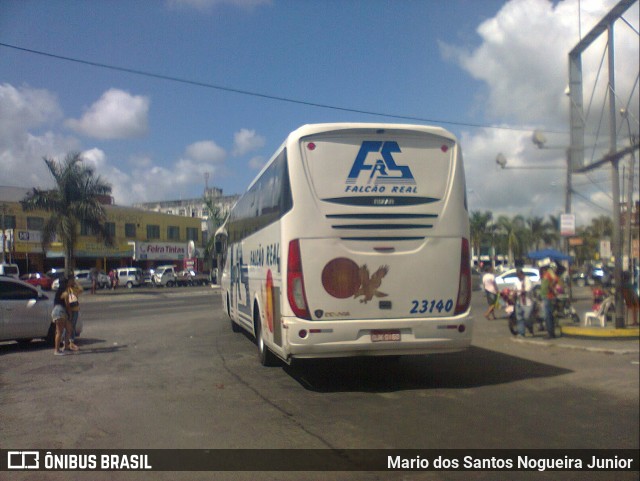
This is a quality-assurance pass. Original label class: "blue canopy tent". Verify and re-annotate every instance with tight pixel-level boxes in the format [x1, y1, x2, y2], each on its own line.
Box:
[526, 248, 573, 264]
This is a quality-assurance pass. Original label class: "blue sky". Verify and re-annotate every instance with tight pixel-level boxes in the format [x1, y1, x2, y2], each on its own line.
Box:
[1, 0, 638, 225]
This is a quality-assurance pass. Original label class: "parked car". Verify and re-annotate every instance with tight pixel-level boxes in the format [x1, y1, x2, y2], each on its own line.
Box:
[573, 265, 612, 287]
[152, 265, 177, 287]
[494, 267, 541, 295]
[73, 269, 110, 290]
[0, 276, 81, 345]
[20, 272, 54, 290]
[0, 263, 20, 278]
[176, 269, 210, 286]
[116, 267, 143, 288]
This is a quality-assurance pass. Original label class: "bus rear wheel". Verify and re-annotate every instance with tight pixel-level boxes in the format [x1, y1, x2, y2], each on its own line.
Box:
[255, 307, 278, 367]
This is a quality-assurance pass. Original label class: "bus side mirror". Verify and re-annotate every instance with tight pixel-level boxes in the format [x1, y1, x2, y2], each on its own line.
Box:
[214, 241, 223, 255]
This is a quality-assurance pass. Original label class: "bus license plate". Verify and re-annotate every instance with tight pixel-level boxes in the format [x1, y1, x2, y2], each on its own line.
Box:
[371, 330, 401, 342]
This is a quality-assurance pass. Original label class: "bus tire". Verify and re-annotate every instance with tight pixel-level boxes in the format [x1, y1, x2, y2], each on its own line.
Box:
[255, 306, 278, 367]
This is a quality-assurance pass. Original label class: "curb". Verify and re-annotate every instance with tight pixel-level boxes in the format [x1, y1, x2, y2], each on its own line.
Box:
[511, 335, 640, 355]
[560, 325, 640, 339]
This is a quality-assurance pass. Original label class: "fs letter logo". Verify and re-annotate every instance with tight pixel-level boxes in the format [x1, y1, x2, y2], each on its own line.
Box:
[347, 141, 415, 185]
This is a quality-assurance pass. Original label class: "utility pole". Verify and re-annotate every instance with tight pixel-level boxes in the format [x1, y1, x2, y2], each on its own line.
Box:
[607, 21, 626, 329]
[1, 203, 6, 263]
[568, 0, 638, 329]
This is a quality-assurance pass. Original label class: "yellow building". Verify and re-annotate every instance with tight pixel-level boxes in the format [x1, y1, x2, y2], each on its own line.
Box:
[1, 187, 203, 273]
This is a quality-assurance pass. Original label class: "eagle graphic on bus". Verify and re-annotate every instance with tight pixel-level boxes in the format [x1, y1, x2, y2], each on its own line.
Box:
[354, 264, 389, 304]
[321, 257, 389, 304]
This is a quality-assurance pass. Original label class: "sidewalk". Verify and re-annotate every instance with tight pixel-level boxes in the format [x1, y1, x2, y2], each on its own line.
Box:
[512, 318, 639, 355]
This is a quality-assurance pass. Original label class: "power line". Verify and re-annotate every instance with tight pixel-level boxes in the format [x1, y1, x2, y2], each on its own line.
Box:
[0, 41, 566, 134]
[571, 189, 611, 213]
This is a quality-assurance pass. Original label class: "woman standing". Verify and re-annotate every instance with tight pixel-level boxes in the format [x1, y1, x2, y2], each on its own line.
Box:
[51, 279, 74, 355]
[61, 277, 82, 351]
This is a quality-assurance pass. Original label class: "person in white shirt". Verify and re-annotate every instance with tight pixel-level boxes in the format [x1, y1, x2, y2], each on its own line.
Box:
[513, 268, 533, 337]
[482, 266, 499, 320]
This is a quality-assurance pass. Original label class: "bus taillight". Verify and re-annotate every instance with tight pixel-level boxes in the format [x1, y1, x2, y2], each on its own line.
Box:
[454, 238, 471, 315]
[287, 239, 311, 320]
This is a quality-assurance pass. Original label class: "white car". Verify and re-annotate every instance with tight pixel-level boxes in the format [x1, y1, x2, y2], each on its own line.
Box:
[116, 267, 142, 289]
[0, 276, 82, 345]
[74, 270, 110, 290]
[152, 265, 177, 287]
[494, 267, 541, 293]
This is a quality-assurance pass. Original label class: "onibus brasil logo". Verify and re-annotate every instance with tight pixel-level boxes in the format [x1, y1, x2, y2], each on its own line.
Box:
[345, 141, 416, 193]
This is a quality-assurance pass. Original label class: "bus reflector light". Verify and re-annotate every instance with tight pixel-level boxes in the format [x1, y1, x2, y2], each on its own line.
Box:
[454, 238, 471, 315]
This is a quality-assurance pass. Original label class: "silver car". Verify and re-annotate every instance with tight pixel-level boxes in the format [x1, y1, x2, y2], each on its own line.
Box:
[0, 276, 82, 345]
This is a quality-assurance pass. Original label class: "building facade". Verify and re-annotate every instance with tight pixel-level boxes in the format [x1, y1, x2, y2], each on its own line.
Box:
[133, 187, 239, 247]
[1, 186, 205, 274]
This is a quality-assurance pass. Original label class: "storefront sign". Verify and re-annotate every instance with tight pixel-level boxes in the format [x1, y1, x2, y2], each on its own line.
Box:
[134, 242, 187, 261]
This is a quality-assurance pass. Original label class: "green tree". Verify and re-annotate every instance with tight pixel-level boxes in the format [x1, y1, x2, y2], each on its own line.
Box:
[469, 211, 493, 259]
[546, 214, 561, 249]
[526, 216, 550, 252]
[496, 215, 526, 264]
[20, 153, 113, 276]
[202, 195, 225, 267]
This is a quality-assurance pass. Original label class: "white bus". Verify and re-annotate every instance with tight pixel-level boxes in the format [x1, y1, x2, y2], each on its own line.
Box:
[216, 123, 472, 365]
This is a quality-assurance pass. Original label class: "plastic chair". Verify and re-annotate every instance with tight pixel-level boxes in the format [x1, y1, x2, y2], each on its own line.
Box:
[583, 296, 613, 327]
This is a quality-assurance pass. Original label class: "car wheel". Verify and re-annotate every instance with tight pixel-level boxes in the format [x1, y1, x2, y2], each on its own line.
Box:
[167, 280, 175, 288]
[126, 281, 133, 289]
[255, 306, 278, 366]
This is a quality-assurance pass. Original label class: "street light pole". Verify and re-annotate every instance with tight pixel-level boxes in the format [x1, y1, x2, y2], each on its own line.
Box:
[1, 203, 6, 264]
[607, 21, 626, 329]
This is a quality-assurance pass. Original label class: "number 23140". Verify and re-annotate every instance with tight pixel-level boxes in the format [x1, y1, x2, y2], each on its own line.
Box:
[410, 299, 454, 314]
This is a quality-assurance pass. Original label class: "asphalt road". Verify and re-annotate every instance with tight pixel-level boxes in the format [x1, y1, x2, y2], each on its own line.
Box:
[1, 286, 638, 481]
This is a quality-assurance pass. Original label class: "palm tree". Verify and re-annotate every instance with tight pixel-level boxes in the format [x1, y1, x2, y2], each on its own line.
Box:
[202, 195, 225, 268]
[526, 216, 549, 251]
[496, 215, 526, 265]
[20, 152, 113, 276]
[469, 211, 493, 260]
[546, 214, 561, 250]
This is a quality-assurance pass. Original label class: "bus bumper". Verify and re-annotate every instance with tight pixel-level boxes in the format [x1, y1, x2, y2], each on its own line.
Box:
[283, 315, 473, 359]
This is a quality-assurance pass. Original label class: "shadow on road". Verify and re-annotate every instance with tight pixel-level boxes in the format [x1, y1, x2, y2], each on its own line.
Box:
[0, 337, 125, 356]
[284, 346, 573, 393]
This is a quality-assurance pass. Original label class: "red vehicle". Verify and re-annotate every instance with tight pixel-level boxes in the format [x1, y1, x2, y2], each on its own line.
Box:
[20, 273, 53, 290]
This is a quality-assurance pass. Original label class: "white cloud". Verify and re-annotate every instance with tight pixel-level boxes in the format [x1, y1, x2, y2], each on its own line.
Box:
[185, 140, 226, 164]
[248, 156, 265, 170]
[443, 0, 638, 225]
[66, 88, 150, 140]
[0, 83, 79, 189]
[0, 82, 232, 205]
[232, 128, 265, 156]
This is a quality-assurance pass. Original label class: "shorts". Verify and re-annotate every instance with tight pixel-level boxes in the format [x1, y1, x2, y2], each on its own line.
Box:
[51, 304, 67, 322]
[485, 291, 498, 306]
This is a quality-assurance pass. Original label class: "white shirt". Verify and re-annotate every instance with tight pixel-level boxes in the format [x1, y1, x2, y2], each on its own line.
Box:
[482, 272, 497, 294]
[514, 276, 533, 306]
